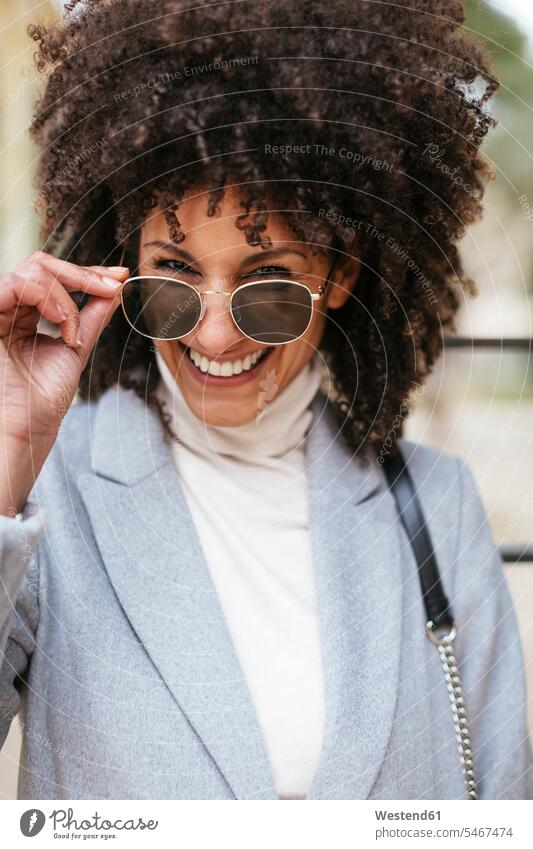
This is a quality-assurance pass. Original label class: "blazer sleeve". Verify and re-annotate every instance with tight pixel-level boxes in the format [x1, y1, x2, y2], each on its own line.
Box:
[451, 457, 533, 799]
[0, 500, 45, 748]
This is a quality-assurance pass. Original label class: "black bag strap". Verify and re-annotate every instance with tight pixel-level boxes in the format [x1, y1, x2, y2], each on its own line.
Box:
[378, 444, 478, 799]
[379, 445, 454, 631]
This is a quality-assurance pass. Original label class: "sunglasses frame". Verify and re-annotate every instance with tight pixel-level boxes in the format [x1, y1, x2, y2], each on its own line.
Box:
[117, 244, 335, 346]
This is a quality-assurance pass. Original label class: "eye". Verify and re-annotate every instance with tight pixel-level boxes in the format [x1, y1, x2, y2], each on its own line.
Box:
[245, 265, 293, 278]
[153, 258, 201, 276]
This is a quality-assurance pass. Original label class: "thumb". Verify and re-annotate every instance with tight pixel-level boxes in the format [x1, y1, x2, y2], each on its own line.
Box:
[75, 288, 125, 362]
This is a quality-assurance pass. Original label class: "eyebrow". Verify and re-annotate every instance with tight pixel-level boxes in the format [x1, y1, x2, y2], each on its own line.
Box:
[143, 241, 308, 266]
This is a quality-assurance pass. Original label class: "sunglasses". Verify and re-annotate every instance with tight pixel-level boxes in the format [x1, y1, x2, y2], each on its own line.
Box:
[117, 246, 335, 346]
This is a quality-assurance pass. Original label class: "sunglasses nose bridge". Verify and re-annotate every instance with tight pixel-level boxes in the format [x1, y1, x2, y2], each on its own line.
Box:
[191, 290, 241, 348]
[198, 288, 232, 320]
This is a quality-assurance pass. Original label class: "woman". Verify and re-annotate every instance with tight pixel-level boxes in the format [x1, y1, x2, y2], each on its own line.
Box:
[0, 0, 531, 800]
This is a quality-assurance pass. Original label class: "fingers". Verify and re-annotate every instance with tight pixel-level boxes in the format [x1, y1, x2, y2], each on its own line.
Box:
[17, 251, 129, 296]
[0, 271, 77, 342]
[0, 252, 130, 350]
[0, 269, 81, 348]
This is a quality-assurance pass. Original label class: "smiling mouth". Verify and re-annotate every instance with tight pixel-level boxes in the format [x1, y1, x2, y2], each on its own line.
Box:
[184, 344, 271, 377]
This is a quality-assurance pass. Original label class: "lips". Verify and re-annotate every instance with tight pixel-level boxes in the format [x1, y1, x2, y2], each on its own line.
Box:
[178, 343, 275, 388]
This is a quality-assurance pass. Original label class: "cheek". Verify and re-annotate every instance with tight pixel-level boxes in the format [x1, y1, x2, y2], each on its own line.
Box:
[275, 311, 325, 379]
[307, 304, 327, 344]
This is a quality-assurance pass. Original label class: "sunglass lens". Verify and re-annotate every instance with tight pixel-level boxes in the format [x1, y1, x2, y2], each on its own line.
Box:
[122, 278, 201, 339]
[231, 281, 313, 344]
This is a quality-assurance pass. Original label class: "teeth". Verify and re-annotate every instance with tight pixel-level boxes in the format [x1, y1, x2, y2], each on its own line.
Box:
[187, 347, 267, 377]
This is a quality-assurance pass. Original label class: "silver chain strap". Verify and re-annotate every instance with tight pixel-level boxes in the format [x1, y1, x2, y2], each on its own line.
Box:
[426, 621, 478, 800]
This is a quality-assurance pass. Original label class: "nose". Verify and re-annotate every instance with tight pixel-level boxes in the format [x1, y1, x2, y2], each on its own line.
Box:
[189, 290, 244, 355]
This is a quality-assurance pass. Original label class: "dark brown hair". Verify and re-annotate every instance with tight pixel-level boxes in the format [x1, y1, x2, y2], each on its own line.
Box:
[27, 0, 497, 459]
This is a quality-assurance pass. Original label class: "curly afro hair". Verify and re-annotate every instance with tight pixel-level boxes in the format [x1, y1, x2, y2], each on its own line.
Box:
[27, 0, 497, 460]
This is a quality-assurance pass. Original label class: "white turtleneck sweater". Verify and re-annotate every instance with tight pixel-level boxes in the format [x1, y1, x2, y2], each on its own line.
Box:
[154, 350, 327, 800]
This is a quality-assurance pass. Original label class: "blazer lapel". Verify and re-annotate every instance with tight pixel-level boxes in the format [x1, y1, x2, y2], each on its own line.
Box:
[76, 380, 404, 801]
[77, 382, 278, 800]
[304, 391, 404, 799]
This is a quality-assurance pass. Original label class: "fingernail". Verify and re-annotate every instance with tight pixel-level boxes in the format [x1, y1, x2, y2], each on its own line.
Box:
[56, 301, 68, 321]
[69, 315, 82, 347]
[102, 276, 123, 288]
[106, 267, 129, 274]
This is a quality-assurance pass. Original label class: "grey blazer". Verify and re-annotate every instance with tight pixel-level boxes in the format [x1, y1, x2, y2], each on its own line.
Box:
[0, 382, 531, 799]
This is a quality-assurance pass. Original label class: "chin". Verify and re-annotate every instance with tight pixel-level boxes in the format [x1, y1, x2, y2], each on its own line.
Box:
[185, 396, 260, 427]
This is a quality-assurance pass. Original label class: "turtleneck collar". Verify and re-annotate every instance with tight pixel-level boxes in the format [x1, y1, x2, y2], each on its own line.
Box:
[154, 349, 329, 466]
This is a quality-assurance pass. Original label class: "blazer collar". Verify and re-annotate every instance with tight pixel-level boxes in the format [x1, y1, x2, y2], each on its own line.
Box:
[77, 380, 404, 799]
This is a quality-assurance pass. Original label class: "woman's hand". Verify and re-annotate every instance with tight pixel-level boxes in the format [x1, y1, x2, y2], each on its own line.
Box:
[0, 251, 129, 514]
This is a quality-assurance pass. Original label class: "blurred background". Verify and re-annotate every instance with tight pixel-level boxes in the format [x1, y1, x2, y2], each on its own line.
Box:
[0, 0, 532, 798]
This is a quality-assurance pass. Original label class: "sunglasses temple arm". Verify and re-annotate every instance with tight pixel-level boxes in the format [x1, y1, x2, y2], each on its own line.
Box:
[118, 244, 127, 268]
[317, 257, 337, 297]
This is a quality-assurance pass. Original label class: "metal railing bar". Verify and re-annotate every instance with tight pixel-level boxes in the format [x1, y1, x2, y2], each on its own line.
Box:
[443, 337, 532, 350]
[500, 545, 533, 564]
